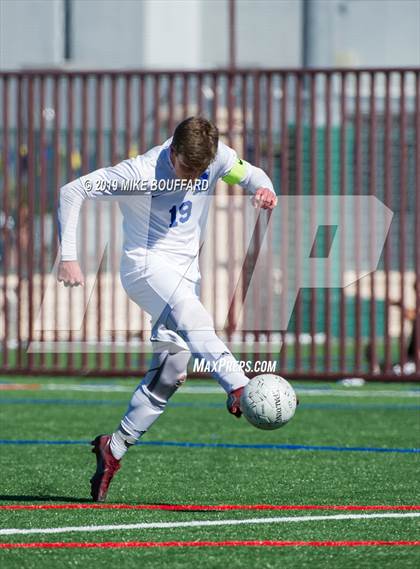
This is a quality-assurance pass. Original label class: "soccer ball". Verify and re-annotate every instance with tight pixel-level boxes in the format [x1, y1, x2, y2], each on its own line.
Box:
[240, 374, 297, 430]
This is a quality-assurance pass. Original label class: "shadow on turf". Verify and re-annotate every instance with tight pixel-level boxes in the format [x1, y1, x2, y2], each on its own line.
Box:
[0, 495, 92, 503]
[0, 496, 227, 511]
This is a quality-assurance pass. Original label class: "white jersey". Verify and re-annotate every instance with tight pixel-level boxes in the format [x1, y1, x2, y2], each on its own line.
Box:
[58, 139, 274, 284]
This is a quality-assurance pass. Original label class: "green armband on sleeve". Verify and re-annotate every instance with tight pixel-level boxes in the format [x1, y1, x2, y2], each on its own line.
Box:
[222, 158, 248, 185]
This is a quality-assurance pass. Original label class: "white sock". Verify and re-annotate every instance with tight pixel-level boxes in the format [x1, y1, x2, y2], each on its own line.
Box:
[110, 429, 134, 460]
[110, 385, 166, 460]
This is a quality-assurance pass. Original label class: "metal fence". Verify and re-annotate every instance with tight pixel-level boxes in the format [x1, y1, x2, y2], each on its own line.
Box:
[0, 68, 419, 380]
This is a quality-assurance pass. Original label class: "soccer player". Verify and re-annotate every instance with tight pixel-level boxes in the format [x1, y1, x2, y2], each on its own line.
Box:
[57, 117, 277, 501]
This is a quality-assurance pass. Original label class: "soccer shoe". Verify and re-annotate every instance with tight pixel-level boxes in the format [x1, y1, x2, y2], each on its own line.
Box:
[227, 386, 244, 418]
[90, 434, 121, 502]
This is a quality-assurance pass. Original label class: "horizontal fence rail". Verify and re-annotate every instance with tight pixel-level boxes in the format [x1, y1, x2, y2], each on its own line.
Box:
[0, 68, 419, 380]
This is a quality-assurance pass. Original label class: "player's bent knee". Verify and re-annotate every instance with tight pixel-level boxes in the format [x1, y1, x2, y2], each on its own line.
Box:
[145, 349, 191, 401]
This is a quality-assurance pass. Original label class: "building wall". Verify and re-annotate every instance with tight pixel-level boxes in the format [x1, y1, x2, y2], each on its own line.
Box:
[329, 0, 420, 67]
[142, 0, 202, 68]
[72, 0, 145, 68]
[236, 0, 301, 67]
[0, 0, 62, 68]
[0, 0, 419, 70]
[200, 0, 302, 67]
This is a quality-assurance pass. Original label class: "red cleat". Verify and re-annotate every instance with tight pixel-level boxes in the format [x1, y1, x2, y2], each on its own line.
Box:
[90, 434, 121, 502]
[227, 386, 244, 418]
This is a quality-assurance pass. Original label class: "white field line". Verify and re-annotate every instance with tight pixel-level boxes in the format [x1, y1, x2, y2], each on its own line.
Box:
[40, 384, 420, 397]
[43, 384, 136, 393]
[1, 512, 419, 537]
[1, 382, 419, 397]
[293, 390, 420, 398]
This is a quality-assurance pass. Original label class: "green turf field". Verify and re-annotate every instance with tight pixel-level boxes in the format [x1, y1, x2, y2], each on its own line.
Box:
[0, 376, 419, 568]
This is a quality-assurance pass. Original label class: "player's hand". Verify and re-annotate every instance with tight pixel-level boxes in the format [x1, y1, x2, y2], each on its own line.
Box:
[57, 260, 85, 287]
[252, 188, 278, 210]
[404, 308, 416, 321]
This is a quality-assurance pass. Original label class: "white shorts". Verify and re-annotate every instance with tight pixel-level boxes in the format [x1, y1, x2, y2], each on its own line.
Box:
[120, 253, 200, 352]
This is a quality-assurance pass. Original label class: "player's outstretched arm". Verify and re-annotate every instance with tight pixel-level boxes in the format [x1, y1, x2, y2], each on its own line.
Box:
[57, 178, 88, 286]
[57, 260, 85, 287]
[57, 157, 143, 286]
[219, 142, 277, 210]
[252, 187, 278, 210]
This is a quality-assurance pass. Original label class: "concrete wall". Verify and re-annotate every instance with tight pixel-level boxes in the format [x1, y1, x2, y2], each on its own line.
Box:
[72, 0, 145, 68]
[1, 0, 419, 70]
[0, 0, 62, 68]
[328, 0, 420, 67]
